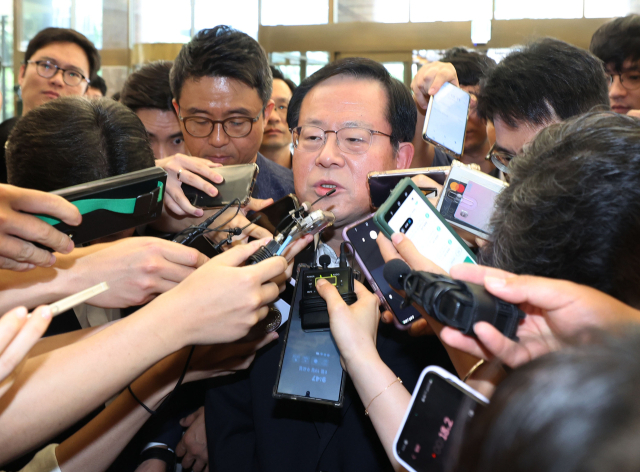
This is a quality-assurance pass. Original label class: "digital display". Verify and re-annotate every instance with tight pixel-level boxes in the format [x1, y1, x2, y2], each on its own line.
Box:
[275, 269, 344, 404]
[346, 217, 421, 326]
[385, 187, 475, 272]
[396, 372, 486, 472]
[424, 83, 470, 156]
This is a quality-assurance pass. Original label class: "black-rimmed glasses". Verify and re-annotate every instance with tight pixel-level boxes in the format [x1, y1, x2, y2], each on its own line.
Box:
[178, 111, 261, 138]
[485, 143, 515, 173]
[291, 125, 392, 155]
[608, 71, 640, 91]
[26, 60, 89, 87]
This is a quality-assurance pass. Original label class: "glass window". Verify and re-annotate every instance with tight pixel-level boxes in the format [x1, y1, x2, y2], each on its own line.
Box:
[132, 0, 191, 44]
[494, 0, 583, 19]
[337, 0, 410, 23]
[271, 51, 301, 85]
[0, 0, 12, 121]
[21, 0, 71, 50]
[305, 51, 330, 77]
[194, 0, 259, 39]
[410, 0, 492, 22]
[75, 0, 103, 49]
[261, 0, 329, 26]
[584, 0, 630, 18]
[383, 62, 404, 83]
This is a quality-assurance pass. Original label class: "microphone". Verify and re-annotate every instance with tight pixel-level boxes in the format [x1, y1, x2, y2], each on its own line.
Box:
[383, 261, 525, 340]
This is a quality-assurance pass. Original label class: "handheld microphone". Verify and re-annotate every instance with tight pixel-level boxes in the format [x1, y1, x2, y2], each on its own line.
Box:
[383, 259, 524, 340]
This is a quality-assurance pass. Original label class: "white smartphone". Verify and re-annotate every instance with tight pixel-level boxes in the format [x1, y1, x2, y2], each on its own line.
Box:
[393, 366, 489, 472]
[422, 82, 471, 158]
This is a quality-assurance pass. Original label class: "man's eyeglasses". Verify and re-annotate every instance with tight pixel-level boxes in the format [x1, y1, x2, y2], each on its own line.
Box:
[26, 60, 89, 87]
[608, 71, 640, 91]
[291, 125, 392, 155]
[485, 143, 515, 173]
[274, 104, 288, 116]
[178, 111, 261, 138]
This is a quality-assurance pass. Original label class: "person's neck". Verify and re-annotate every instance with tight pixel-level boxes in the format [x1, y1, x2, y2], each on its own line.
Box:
[260, 145, 291, 168]
[460, 139, 494, 174]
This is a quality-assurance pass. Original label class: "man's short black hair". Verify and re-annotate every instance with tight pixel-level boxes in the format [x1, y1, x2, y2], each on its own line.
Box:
[24, 27, 101, 81]
[121, 61, 174, 112]
[89, 75, 107, 96]
[270, 65, 297, 94]
[590, 14, 640, 72]
[440, 47, 496, 87]
[287, 57, 416, 151]
[6, 97, 154, 192]
[477, 38, 609, 128]
[170, 25, 272, 106]
[479, 111, 640, 308]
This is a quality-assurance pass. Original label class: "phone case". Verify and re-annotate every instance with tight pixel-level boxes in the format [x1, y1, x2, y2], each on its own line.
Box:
[252, 194, 299, 234]
[182, 163, 258, 208]
[373, 177, 476, 264]
[367, 167, 450, 209]
[393, 366, 489, 472]
[422, 83, 470, 158]
[273, 264, 346, 407]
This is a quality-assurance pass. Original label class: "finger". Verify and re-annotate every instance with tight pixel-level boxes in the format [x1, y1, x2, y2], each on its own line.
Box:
[12, 187, 82, 226]
[169, 186, 204, 217]
[315, 279, 345, 309]
[3, 212, 74, 255]
[178, 169, 220, 197]
[0, 234, 56, 267]
[427, 66, 459, 95]
[380, 310, 394, 324]
[181, 453, 195, 470]
[251, 256, 288, 284]
[353, 279, 378, 306]
[482, 274, 581, 310]
[163, 195, 189, 217]
[281, 233, 313, 262]
[193, 459, 207, 472]
[175, 439, 187, 457]
[180, 156, 224, 185]
[211, 238, 271, 267]
[259, 281, 280, 306]
[0, 306, 28, 354]
[0, 306, 51, 379]
[407, 318, 432, 336]
[179, 410, 199, 428]
[449, 263, 515, 285]
[158, 240, 203, 268]
[390, 232, 447, 275]
[244, 197, 274, 213]
[239, 223, 273, 241]
[474, 321, 529, 368]
[440, 326, 490, 359]
[0, 257, 35, 272]
[377, 232, 403, 263]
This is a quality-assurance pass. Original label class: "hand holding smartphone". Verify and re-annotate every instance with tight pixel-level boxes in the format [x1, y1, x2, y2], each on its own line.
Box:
[422, 83, 471, 158]
[181, 163, 259, 208]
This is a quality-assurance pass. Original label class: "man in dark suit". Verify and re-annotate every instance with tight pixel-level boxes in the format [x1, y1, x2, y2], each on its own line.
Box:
[202, 57, 455, 472]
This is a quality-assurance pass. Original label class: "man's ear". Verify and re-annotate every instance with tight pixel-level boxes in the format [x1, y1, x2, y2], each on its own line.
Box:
[395, 142, 414, 170]
[262, 99, 275, 129]
[17, 64, 26, 87]
[172, 98, 180, 116]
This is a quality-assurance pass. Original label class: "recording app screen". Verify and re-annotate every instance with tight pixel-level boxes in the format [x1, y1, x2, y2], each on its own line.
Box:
[396, 373, 485, 472]
[276, 279, 344, 403]
[425, 83, 470, 156]
[386, 187, 475, 272]
[347, 218, 421, 325]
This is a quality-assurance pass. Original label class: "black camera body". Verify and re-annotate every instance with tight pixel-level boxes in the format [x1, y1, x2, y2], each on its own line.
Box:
[384, 259, 525, 340]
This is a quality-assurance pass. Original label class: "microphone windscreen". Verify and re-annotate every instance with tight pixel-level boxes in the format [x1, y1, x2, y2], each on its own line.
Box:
[383, 259, 411, 290]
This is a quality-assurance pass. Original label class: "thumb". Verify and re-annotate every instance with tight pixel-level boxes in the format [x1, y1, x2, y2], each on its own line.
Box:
[211, 238, 271, 267]
[315, 279, 345, 311]
[391, 232, 446, 275]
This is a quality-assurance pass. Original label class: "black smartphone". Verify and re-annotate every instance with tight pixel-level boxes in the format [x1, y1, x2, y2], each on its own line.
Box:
[181, 163, 258, 208]
[273, 264, 346, 407]
[368, 167, 449, 209]
[343, 215, 421, 326]
[394, 366, 489, 472]
[252, 194, 300, 234]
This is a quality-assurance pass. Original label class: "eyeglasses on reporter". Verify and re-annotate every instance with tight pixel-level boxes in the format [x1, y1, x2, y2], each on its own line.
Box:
[608, 71, 640, 91]
[291, 125, 392, 155]
[26, 60, 89, 87]
[178, 109, 262, 139]
[485, 143, 515, 173]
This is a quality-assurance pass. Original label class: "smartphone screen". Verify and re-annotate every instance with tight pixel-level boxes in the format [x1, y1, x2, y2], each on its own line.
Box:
[345, 217, 421, 325]
[369, 171, 447, 209]
[252, 194, 299, 234]
[274, 267, 345, 406]
[424, 83, 470, 157]
[384, 185, 475, 272]
[395, 370, 487, 472]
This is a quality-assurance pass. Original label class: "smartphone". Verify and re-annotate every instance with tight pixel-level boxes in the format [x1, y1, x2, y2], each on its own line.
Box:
[394, 366, 489, 472]
[368, 167, 449, 209]
[181, 163, 259, 208]
[273, 264, 346, 407]
[36, 167, 166, 248]
[437, 161, 508, 238]
[252, 194, 300, 234]
[422, 82, 471, 158]
[343, 215, 421, 326]
[373, 177, 476, 273]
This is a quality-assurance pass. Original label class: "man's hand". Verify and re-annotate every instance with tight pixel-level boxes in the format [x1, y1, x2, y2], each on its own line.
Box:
[439, 264, 640, 368]
[206, 198, 274, 248]
[627, 109, 640, 119]
[316, 279, 380, 371]
[156, 154, 223, 217]
[0, 185, 81, 271]
[69, 237, 209, 308]
[176, 407, 208, 472]
[411, 61, 459, 110]
[0, 306, 52, 396]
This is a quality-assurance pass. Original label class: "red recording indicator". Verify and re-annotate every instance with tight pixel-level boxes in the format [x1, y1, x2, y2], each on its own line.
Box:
[432, 453, 437, 458]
